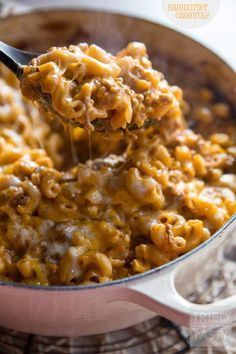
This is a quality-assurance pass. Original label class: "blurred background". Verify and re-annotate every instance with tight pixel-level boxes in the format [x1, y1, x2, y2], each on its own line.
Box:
[4, 0, 236, 69]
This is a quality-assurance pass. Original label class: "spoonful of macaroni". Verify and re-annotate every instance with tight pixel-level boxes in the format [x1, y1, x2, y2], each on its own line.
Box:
[0, 41, 182, 132]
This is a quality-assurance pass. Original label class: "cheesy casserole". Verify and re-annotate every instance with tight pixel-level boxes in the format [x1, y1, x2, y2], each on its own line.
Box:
[0, 42, 235, 286]
[20, 42, 181, 132]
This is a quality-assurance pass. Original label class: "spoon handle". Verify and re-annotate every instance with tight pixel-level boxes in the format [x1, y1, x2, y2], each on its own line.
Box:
[0, 41, 23, 77]
[0, 41, 37, 78]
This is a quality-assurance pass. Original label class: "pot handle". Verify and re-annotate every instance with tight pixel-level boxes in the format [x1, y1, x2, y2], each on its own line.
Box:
[127, 267, 236, 327]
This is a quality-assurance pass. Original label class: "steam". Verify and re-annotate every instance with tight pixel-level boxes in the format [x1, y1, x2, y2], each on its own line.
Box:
[79, 12, 132, 54]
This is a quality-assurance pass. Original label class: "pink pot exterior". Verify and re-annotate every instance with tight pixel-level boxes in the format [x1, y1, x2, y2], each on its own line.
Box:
[0, 284, 156, 336]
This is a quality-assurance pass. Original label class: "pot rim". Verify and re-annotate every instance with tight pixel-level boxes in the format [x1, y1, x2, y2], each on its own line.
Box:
[0, 7, 235, 292]
[2, 7, 235, 70]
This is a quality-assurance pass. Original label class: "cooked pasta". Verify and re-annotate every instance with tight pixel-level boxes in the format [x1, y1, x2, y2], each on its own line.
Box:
[20, 42, 183, 132]
[0, 42, 235, 286]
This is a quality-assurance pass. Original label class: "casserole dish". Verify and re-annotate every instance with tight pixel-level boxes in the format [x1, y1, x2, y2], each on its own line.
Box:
[0, 9, 235, 337]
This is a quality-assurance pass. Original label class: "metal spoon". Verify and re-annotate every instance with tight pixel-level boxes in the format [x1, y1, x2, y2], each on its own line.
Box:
[0, 40, 37, 78]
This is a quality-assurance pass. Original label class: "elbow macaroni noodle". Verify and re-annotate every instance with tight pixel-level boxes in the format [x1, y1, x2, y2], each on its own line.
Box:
[0, 42, 235, 286]
[20, 42, 182, 133]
